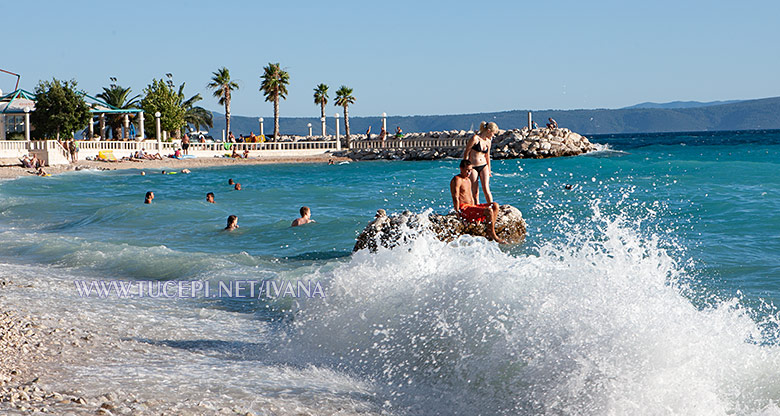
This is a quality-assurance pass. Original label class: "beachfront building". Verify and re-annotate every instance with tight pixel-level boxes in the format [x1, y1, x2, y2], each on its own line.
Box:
[0, 88, 144, 141]
[81, 92, 144, 141]
[0, 89, 35, 140]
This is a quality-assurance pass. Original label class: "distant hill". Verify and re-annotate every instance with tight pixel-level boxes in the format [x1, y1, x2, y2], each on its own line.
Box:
[622, 100, 745, 109]
[206, 96, 780, 137]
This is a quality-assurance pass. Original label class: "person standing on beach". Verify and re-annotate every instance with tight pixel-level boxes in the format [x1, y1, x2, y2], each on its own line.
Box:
[462, 121, 498, 204]
[366, 126, 372, 140]
[182, 134, 190, 155]
[69, 140, 78, 163]
[144, 191, 154, 204]
[450, 160, 505, 244]
[291, 206, 315, 227]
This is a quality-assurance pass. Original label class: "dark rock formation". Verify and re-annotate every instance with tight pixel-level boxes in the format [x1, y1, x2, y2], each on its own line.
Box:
[353, 205, 527, 252]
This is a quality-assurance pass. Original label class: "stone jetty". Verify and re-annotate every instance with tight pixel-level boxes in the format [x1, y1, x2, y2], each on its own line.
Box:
[353, 205, 527, 252]
[336, 127, 596, 161]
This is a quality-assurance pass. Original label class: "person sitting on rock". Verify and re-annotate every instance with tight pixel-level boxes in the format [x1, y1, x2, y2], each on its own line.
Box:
[546, 118, 558, 129]
[450, 159, 506, 244]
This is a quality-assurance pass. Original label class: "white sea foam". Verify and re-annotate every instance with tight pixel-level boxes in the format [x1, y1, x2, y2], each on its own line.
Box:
[284, 209, 780, 415]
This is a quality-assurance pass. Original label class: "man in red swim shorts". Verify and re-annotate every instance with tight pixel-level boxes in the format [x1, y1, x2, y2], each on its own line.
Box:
[450, 159, 506, 244]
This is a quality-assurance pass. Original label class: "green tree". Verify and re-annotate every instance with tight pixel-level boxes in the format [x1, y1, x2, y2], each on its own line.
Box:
[177, 83, 213, 133]
[313, 83, 329, 124]
[31, 78, 91, 140]
[96, 81, 140, 140]
[334, 85, 355, 140]
[140, 78, 186, 139]
[207, 67, 239, 137]
[259, 63, 290, 140]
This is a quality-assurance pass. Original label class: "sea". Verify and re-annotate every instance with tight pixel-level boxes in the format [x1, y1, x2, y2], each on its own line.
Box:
[1, 129, 779, 415]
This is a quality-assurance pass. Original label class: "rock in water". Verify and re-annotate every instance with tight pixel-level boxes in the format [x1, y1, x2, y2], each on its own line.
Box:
[353, 205, 527, 252]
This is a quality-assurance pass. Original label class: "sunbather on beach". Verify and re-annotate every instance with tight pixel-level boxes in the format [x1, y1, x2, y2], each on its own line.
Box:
[30, 154, 42, 169]
[450, 159, 506, 244]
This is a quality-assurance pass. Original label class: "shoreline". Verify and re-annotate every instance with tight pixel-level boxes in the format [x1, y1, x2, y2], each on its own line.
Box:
[0, 153, 350, 180]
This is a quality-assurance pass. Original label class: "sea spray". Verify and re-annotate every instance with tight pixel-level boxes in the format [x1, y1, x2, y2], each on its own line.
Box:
[283, 212, 780, 415]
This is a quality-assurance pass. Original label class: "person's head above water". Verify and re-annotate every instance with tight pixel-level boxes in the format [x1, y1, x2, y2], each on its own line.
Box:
[206, 192, 215, 203]
[234, 183, 241, 191]
[144, 191, 154, 203]
[225, 215, 238, 230]
[228, 178, 234, 185]
[300, 206, 310, 217]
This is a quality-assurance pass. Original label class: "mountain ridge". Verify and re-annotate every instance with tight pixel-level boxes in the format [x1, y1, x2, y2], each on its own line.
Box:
[205, 96, 780, 137]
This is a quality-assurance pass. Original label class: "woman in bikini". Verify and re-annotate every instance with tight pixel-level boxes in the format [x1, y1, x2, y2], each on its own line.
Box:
[462, 121, 499, 204]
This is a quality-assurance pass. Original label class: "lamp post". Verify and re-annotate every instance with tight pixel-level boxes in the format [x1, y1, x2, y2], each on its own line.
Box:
[259, 118, 264, 137]
[335, 113, 341, 150]
[23, 107, 30, 141]
[154, 111, 161, 154]
[138, 112, 145, 140]
[307, 123, 312, 137]
[321, 116, 326, 138]
[382, 112, 387, 133]
[123, 114, 130, 140]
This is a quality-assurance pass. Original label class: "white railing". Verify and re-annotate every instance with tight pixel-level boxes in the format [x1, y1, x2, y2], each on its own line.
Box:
[349, 137, 469, 150]
[0, 139, 340, 161]
[0, 140, 29, 158]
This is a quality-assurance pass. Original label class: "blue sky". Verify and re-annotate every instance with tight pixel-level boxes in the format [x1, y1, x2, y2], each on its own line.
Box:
[4, 0, 779, 118]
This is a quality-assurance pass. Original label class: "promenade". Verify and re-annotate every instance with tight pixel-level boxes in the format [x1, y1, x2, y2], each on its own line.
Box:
[0, 134, 479, 166]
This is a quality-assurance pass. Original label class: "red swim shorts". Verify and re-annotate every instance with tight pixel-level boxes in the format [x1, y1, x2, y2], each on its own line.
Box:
[459, 203, 491, 223]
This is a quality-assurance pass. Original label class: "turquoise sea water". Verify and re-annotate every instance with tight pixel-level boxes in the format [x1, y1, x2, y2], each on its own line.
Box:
[1, 130, 780, 414]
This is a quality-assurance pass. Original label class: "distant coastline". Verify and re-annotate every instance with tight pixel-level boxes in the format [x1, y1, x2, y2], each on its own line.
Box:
[210, 96, 780, 138]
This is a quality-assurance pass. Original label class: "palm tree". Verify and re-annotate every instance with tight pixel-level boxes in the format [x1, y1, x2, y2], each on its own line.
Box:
[259, 63, 290, 140]
[177, 84, 213, 133]
[207, 67, 239, 137]
[334, 85, 355, 140]
[96, 83, 140, 140]
[313, 84, 329, 130]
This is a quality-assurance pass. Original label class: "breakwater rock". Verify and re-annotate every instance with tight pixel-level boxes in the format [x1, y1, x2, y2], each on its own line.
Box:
[353, 206, 527, 252]
[335, 127, 595, 161]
